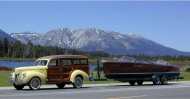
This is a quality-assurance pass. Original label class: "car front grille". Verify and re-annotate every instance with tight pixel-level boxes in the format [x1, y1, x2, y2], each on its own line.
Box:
[15, 74, 19, 81]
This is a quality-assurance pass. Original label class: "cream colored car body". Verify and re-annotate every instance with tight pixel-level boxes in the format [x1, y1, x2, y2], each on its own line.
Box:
[9, 65, 48, 85]
[9, 55, 90, 90]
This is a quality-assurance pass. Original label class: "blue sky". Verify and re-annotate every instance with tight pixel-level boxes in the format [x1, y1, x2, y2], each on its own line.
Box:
[0, 1, 190, 52]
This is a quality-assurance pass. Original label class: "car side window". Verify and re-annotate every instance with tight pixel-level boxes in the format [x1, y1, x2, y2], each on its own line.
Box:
[49, 59, 59, 66]
[73, 60, 80, 65]
[80, 59, 87, 65]
[62, 59, 72, 66]
[73, 59, 88, 65]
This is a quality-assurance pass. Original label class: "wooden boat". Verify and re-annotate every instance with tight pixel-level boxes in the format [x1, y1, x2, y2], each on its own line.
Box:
[102, 56, 181, 84]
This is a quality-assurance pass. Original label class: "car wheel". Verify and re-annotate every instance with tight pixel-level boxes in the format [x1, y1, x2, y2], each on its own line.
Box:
[72, 77, 83, 88]
[56, 83, 65, 89]
[29, 77, 41, 90]
[13, 84, 25, 90]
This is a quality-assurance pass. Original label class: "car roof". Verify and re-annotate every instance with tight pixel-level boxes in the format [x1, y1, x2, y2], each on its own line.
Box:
[38, 55, 88, 60]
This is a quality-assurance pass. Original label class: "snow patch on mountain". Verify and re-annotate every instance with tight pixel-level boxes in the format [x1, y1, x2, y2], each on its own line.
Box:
[10, 28, 190, 55]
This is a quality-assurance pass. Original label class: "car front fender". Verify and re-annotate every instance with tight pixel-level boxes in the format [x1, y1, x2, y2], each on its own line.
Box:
[20, 71, 46, 84]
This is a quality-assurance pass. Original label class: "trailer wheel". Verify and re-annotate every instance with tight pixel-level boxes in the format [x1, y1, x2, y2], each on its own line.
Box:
[72, 77, 83, 88]
[137, 81, 143, 85]
[161, 76, 168, 85]
[56, 83, 65, 89]
[129, 81, 136, 85]
[153, 76, 160, 85]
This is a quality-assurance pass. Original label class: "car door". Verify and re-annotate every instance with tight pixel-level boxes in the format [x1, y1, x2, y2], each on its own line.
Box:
[47, 59, 62, 82]
[61, 59, 73, 82]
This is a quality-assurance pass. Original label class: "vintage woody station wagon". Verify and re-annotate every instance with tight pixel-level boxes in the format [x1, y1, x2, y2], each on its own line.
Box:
[9, 55, 90, 90]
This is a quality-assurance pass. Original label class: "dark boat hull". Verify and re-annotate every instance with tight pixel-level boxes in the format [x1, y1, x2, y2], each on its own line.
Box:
[105, 72, 180, 79]
[103, 61, 180, 79]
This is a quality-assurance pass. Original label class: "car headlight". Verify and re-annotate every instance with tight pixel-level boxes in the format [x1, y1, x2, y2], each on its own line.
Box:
[22, 73, 26, 79]
[10, 72, 14, 77]
[10, 73, 13, 77]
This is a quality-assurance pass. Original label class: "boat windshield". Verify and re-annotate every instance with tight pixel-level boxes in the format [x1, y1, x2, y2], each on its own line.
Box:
[34, 60, 47, 66]
[118, 56, 169, 65]
[156, 60, 169, 65]
[118, 56, 135, 62]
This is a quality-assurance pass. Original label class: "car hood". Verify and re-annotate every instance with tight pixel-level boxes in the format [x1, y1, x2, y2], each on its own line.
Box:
[15, 66, 47, 73]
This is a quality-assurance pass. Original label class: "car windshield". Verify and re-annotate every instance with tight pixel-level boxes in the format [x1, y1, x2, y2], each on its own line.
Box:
[34, 60, 47, 66]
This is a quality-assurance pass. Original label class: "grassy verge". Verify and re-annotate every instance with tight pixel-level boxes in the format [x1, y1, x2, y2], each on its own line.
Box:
[0, 71, 13, 87]
[179, 72, 190, 81]
[169, 61, 190, 66]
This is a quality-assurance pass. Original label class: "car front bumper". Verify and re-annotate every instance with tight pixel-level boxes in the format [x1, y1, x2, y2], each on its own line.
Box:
[8, 74, 26, 85]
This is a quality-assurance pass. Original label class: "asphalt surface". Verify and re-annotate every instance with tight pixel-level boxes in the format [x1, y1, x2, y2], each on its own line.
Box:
[0, 81, 190, 99]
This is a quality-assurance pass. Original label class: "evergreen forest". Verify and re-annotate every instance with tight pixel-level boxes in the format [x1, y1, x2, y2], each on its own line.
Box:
[0, 37, 190, 62]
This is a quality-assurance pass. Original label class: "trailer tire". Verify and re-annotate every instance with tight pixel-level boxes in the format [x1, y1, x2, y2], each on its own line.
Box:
[153, 75, 160, 85]
[161, 76, 168, 85]
[137, 81, 143, 85]
[129, 81, 136, 86]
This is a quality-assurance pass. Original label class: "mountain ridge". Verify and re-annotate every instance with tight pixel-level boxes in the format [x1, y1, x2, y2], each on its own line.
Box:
[0, 29, 16, 41]
[1, 28, 189, 55]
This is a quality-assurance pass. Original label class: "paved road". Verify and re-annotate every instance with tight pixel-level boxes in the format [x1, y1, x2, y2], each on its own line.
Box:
[0, 81, 190, 99]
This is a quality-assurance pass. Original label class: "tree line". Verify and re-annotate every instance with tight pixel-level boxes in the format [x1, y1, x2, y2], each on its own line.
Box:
[0, 37, 190, 61]
[0, 38, 110, 58]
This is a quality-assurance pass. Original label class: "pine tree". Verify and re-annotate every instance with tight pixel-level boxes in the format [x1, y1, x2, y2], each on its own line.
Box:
[3, 37, 9, 57]
[0, 40, 3, 57]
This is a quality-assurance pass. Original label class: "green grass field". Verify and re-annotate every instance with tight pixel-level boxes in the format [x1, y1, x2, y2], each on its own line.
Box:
[179, 72, 190, 81]
[0, 71, 13, 87]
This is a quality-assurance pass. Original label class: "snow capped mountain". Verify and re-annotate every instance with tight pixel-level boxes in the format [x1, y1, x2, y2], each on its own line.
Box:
[10, 31, 43, 44]
[9, 28, 190, 55]
[127, 33, 144, 39]
[37, 28, 73, 47]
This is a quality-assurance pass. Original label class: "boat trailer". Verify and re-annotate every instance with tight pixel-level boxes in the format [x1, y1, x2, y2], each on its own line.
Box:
[90, 59, 184, 85]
